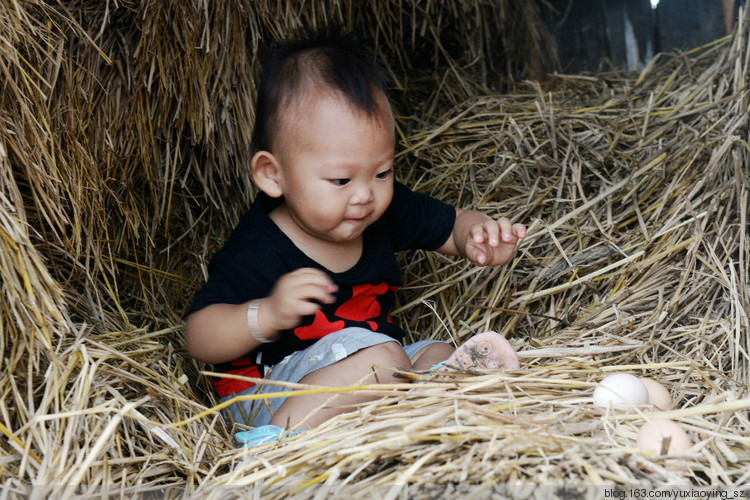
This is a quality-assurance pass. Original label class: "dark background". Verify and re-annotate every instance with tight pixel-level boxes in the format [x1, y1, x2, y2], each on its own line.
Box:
[542, 0, 745, 72]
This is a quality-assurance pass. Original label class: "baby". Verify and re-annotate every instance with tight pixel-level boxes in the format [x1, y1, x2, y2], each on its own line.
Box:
[184, 27, 526, 433]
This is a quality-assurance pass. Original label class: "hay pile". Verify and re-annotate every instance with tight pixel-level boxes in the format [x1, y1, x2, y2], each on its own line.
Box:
[198, 20, 749, 497]
[1, 0, 748, 498]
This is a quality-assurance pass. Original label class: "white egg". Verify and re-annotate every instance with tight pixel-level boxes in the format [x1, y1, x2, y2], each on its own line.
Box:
[593, 373, 649, 411]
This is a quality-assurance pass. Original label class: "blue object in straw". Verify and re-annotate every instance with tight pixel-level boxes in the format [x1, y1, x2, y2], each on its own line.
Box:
[235, 425, 302, 448]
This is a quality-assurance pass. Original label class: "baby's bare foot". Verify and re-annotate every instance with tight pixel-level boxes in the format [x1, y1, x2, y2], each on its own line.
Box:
[443, 331, 520, 370]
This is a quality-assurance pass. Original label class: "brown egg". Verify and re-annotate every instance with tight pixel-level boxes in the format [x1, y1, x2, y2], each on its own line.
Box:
[637, 419, 692, 456]
[639, 377, 673, 410]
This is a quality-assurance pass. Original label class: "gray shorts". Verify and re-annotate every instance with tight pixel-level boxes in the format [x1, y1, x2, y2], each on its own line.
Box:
[220, 328, 443, 428]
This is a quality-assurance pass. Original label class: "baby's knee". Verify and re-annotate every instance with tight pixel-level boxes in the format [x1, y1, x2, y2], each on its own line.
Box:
[410, 340, 455, 369]
[421, 341, 455, 357]
[353, 342, 410, 384]
[359, 341, 411, 370]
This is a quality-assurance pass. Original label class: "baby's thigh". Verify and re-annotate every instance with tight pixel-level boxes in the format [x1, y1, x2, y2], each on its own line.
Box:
[300, 341, 411, 386]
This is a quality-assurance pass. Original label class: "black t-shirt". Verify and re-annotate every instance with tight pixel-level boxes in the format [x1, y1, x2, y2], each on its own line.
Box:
[187, 181, 455, 396]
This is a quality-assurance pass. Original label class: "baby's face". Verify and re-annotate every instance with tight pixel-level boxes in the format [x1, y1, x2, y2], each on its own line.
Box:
[272, 91, 395, 244]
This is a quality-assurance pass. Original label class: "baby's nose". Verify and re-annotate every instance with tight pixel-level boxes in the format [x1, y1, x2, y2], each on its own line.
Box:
[351, 183, 374, 204]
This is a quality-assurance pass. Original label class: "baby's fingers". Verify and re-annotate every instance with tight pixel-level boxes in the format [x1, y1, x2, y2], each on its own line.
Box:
[287, 268, 336, 290]
[497, 218, 528, 244]
[512, 223, 527, 239]
[294, 271, 338, 303]
[467, 218, 527, 266]
[273, 269, 337, 306]
[470, 220, 500, 246]
[466, 238, 491, 265]
[497, 218, 515, 243]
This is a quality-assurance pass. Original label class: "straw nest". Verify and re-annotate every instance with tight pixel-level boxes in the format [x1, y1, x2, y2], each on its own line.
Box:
[1, 1, 748, 498]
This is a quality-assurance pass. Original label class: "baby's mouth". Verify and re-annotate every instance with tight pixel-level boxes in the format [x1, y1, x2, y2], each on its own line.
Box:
[346, 213, 368, 223]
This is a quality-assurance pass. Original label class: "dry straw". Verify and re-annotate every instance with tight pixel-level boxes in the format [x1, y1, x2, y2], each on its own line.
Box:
[1, 0, 748, 498]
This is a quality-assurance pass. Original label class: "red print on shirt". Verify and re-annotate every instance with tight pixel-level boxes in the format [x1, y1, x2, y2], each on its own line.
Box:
[293, 282, 390, 339]
[336, 282, 389, 330]
[294, 310, 345, 340]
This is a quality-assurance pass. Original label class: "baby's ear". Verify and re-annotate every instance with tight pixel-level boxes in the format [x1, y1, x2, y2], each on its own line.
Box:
[251, 151, 283, 198]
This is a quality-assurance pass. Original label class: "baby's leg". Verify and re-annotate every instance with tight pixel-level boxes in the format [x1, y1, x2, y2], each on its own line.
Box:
[269, 341, 410, 430]
[443, 331, 519, 370]
[408, 341, 455, 370]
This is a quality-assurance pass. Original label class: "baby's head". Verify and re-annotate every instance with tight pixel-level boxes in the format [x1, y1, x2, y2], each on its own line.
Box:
[251, 27, 392, 155]
[250, 28, 396, 245]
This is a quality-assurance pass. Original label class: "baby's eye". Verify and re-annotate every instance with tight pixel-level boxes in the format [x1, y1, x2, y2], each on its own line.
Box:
[330, 178, 350, 186]
[376, 169, 393, 179]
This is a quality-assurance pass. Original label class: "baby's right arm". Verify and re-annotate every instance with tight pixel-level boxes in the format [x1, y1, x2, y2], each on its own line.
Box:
[184, 268, 337, 364]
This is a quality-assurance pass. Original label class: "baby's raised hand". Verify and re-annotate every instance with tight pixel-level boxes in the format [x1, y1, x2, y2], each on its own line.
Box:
[466, 217, 526, 266]
[262, 268, 338, 332]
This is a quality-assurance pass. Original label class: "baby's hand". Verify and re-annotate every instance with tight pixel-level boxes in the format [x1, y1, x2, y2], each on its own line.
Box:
[263, 268, 338, 332]
[466, 217, 526, 266]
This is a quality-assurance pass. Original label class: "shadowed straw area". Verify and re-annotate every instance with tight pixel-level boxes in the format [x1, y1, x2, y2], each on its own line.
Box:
[1, 0, 748, 497]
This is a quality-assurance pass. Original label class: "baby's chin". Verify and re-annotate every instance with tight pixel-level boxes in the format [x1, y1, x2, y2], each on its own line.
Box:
[324, 226, 373, 244]
[331, 217, 378, 238]
[324, 228, 366, 243]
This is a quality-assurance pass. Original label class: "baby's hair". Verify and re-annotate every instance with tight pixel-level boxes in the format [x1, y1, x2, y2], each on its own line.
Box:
[251, 25, 388, 153]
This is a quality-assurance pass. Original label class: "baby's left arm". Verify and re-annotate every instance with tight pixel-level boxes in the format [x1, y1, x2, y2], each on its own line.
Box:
[438, 209, 526, 266]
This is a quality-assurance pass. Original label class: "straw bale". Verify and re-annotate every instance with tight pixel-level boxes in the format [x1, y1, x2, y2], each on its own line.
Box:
[1, 0, 748, 497]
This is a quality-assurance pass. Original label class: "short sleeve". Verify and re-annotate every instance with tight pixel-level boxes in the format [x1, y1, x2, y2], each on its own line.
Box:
[383, 181, 456, 252]
[184, 198, 286, 316]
